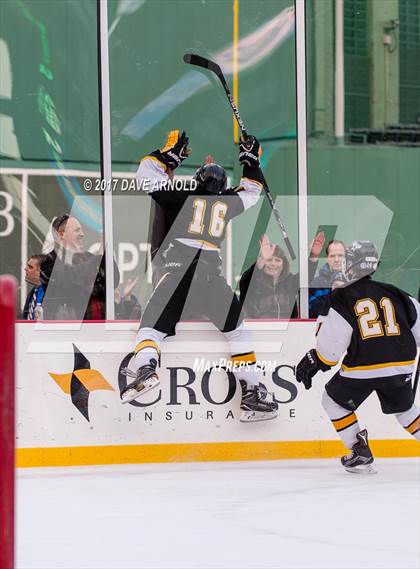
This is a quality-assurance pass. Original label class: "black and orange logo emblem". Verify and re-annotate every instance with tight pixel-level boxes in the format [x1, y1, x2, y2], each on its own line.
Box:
[49, 344, 114, 421]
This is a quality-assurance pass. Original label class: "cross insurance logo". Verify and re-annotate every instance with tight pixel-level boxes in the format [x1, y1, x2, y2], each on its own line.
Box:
[117, 352, 298, 422]
[48, 348, 298, 423]
[49, 344, 114, 421]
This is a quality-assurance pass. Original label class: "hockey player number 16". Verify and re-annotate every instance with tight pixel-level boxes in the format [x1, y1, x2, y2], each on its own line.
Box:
[189, 199, 228, 238]
[355, 297, 400, 339]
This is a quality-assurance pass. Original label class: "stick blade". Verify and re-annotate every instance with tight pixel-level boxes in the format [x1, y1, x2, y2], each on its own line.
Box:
[183, 53, 194, 65]
[183, 53, 221, 75]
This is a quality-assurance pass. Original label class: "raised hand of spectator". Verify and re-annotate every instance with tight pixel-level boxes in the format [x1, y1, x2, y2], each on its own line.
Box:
[123, 277, 139, 299]
[309, 231, 325, 260]
[204, 155, 215, 164]
[257, 235, 277, 269]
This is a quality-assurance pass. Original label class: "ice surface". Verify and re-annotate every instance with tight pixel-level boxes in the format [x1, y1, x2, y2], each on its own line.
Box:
[17, 458, 420, 569]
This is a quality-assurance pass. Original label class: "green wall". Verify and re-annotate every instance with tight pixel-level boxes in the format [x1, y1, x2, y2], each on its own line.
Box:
[233, 142, 419, 296]
[0, 0, 418, 304]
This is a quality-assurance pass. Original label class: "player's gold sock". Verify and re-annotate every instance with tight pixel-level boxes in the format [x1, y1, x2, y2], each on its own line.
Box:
[321, 390, 361, 448]
[395, 404, 420, 441]
[134, 340, 160, 368]
[330, 412, 360, 448]
[225, 324, 260, 386]
[133, 327, 165, 369]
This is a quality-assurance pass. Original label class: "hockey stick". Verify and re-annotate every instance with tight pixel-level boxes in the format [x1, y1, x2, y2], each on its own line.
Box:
[414, 356, 420, 396]
[183, 52, 296, 260]
[413, 288, 420, 396]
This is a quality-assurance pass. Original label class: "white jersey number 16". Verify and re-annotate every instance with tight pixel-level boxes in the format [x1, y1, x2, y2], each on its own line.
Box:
[188, 199, 228, 239]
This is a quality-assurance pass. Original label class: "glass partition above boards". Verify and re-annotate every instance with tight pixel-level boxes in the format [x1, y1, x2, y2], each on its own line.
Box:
[108, 0, 300, 320]
[0, 0, 104, 320]
[306, 0, 420, 320]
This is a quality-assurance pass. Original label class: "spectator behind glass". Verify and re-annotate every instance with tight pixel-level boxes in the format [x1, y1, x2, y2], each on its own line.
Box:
[22, 254, 46, 320]
[115, 277, 142, 320]
[309, 240, 346, 318]
[331, 271, 347, 290]
[239, 232, 325, 319]
[40, 214, 120, 320]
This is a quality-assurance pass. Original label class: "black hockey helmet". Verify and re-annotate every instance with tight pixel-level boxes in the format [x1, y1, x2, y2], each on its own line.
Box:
[345, 240, 379, 281]
[193, 163, 227, 194]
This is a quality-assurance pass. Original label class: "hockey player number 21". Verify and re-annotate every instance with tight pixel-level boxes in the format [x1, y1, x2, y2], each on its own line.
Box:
[189, 199, 228, 238]
[355, 297, 400, 339]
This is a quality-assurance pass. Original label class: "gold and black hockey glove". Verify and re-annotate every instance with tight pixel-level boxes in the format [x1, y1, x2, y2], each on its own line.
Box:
[151, 130, 191, 170]
[239, 135, 262, 168]
[296, 349, 332, 390]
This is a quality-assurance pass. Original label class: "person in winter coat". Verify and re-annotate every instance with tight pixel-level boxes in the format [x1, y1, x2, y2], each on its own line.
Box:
[239, 232, 325, 319]
[309, 240, 346, 317]
[22, 254, 46, 319]
[41, 214, 120, 320]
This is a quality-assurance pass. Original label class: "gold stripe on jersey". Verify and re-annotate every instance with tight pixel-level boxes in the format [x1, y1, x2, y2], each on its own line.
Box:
[176, 238, 221, 251]
[316, 350, 338, 367]
[332, 412, 358, 432]
[405, 415, 420, 435]
[142, 155, 167, 171]
[134, 340, 161, 355]
[197, 240, 220, 250]
[341, 359, 416, 372]
[240, 176, 264, 189]
[231, 352, 257, 366]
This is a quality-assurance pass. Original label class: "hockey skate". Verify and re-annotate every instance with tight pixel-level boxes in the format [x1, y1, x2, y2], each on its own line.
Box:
[120, 359, 160, 404]
[341, 429, 377, 474]
[239, 380, 279, 423]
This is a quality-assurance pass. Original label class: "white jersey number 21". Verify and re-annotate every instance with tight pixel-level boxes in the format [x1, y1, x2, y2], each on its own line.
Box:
[355, 297, 400, 339]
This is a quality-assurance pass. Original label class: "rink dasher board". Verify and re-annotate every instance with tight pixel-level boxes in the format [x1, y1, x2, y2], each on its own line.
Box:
[16, 321, 420, 467]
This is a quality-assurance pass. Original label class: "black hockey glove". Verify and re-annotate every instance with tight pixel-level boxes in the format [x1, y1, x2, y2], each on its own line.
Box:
[296, 349, 332, 390]
[239, 135, 261, 168]
[151, 130, 191, 170]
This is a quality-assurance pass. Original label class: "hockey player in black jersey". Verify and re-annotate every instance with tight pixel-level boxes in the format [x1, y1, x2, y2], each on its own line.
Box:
[296, 241, 420, 473]
[120, 130, 278, 422]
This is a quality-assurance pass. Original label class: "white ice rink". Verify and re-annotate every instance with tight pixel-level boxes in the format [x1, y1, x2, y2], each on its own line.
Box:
[17, 458, 419, 569]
